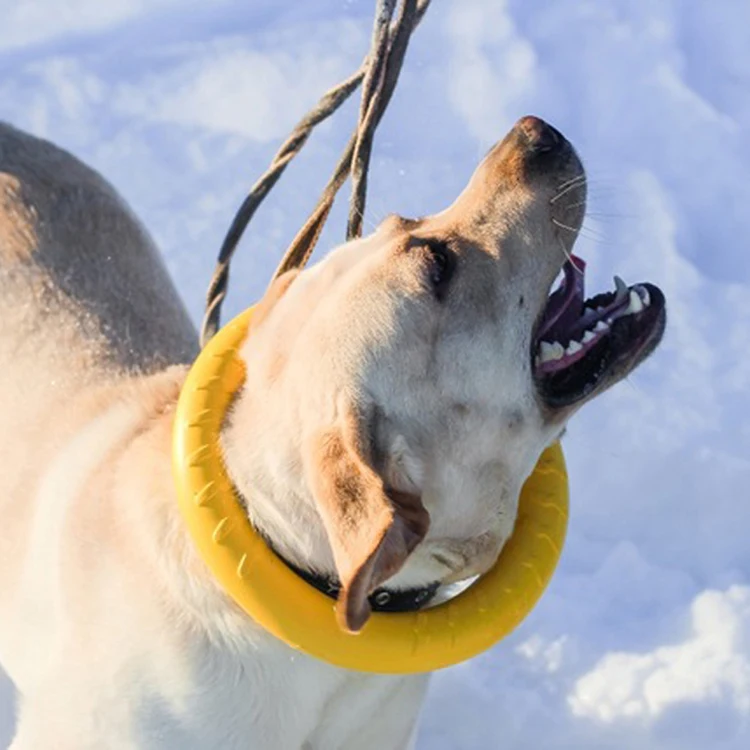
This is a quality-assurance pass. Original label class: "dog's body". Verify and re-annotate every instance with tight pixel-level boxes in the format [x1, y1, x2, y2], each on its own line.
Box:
[0, 124, 428, 749]
[0, 118, 665, 749]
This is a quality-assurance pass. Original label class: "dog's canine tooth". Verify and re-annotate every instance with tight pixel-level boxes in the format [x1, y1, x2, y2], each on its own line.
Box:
[613, 275, 628, 298]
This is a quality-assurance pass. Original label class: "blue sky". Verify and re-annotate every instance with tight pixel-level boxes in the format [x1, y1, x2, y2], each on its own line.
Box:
[1, 0, 749, 747]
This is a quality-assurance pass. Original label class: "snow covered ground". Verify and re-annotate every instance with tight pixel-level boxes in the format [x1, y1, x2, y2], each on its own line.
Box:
[1, 0, 749, 747]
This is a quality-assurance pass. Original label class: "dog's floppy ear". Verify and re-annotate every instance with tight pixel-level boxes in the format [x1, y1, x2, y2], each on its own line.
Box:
[304, 400, 429, 633]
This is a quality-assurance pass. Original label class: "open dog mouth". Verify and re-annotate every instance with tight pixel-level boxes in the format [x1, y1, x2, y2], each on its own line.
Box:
[533, 255, 666, 408]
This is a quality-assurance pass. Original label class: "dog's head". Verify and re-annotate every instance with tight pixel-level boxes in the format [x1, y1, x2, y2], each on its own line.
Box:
[225, 116, 666, 632]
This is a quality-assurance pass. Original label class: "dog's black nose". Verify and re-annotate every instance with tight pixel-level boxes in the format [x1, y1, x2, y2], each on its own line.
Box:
[516, 115, 563, 153]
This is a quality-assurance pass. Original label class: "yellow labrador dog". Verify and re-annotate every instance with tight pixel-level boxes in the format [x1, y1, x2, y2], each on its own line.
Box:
[0, 116, 665, 749]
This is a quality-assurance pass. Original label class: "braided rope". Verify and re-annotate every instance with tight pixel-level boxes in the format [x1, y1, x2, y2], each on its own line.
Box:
[200, 0, 431, 347]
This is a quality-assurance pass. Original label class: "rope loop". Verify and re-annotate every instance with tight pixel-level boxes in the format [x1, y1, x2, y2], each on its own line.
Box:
[200, 0, 431, 348]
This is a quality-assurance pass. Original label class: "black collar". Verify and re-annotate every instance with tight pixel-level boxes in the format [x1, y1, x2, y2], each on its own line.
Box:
[281, 556, 440, 613]
[236, 485, 440, 612]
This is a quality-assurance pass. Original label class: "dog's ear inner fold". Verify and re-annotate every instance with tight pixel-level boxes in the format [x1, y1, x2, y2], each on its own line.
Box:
[304, 400, 429, 633]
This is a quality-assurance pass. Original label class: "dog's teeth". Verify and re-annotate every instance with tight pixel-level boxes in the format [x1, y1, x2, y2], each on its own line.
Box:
[626, 290, 643, 315]
[594, 320, 609, 333]
[582, 330, 596, 344]
[539, 341, 565, 362]
[567, 340, 583, 355]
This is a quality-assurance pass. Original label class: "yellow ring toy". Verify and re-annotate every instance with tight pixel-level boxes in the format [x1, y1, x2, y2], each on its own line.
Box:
[172, 308, 569, 674]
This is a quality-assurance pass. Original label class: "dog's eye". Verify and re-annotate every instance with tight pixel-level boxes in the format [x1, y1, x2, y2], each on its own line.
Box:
[423, 240, 455, 301]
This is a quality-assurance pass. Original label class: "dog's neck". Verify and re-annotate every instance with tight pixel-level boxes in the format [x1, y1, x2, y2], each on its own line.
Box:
[220, 384, 339, 580]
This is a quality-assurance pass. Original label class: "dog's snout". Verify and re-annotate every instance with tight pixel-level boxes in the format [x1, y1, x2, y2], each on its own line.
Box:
[516, 116, 563, 153]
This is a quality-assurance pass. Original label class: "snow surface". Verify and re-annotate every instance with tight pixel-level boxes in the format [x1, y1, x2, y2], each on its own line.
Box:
[1, 0, 749, 747]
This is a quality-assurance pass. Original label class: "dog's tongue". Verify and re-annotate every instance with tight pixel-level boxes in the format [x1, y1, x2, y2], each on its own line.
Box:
[537, 255, 586, 342]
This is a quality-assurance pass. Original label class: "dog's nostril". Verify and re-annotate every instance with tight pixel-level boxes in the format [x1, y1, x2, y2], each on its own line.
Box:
[517, 115, 561, 153]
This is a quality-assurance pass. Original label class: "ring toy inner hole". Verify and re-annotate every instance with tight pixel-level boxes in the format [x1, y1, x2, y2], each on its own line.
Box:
[172, 308, 569, 674]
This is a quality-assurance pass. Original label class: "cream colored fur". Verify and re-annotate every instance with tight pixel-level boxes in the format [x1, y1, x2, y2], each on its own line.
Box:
[0, 118, 647, 748]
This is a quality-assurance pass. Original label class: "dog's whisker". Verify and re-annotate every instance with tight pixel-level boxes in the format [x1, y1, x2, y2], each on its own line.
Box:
[553, 219, 611, 264]
[550, 176, 587, 205]
[555, 235, 581, 273]
[555, 173, 587, 191]
[579, 221, 611, 242]
[550, 185, 586, 206]
[553, 174, 586, 193]
[366, 204, 388, 233]
[563, 201, 588, 211]
[554, 215, 609, 238]
[552, 218, 583, 234]
[580, 212, 629, 220]
[561, 205, 626, 220]
[349, 202, 383, 236]
[624, 376, 643, 395]
[551, 176, 622, 208]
